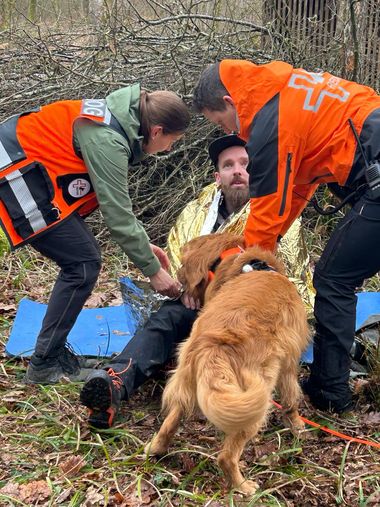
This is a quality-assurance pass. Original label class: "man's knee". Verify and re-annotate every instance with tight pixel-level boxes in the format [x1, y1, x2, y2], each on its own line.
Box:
[313, 266, 334, 301]
[59, 259, 102, 288]
[313, 262, 353, 296]
[80, 259, 102, 287]
[160, 300, 198, 323]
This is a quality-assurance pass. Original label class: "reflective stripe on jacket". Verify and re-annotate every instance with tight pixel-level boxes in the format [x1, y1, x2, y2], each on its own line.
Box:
[0, 99, 124, 248]
[220, 59, 380, 250]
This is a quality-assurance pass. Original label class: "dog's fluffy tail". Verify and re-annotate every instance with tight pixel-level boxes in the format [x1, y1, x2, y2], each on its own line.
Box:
[196, 351, 272, 434]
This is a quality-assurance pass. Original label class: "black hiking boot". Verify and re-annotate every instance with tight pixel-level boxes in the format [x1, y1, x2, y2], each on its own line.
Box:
[80, 369, 125, 429]
[301, 378, 354, 414]
[23, 360, 68, 385]
[24, 345, 89, 385]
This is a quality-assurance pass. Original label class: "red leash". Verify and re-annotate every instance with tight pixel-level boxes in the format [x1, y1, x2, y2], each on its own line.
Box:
[271, 400, 380, 450]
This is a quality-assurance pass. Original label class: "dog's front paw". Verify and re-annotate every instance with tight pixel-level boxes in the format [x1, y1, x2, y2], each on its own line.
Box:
[283, 412, 305, 437]
[237, 479, 259, 496]
[144, 436, 168, 457]
[288, 417, 306, 438]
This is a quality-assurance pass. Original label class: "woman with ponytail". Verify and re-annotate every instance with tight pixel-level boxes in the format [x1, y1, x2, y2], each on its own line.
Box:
[0, 83, 190, 384]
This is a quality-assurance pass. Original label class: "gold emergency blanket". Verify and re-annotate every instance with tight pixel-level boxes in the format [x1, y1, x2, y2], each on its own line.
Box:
[167, 183, 315, 316]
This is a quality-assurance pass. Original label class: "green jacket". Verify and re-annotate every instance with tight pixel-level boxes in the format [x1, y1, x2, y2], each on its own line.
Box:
[73, 84, 161, 277]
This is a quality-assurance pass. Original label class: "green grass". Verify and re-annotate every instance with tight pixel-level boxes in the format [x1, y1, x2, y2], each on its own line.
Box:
[0, 359, 379, 506]
[1, 236, 380, 506]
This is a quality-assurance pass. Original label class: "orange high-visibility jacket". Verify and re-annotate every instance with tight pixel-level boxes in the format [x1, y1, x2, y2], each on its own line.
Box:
[0, 99, 123, 248]
[220, 59, 380, 251]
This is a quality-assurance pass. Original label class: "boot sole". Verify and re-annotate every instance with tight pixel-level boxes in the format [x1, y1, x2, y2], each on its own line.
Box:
[80, 376, 112, 412]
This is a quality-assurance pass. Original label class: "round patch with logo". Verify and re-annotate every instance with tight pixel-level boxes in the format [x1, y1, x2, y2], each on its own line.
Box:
[68, 178, 91, 198]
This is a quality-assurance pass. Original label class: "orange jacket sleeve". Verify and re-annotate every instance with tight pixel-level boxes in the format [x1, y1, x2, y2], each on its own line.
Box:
[278, 183, 319, 239]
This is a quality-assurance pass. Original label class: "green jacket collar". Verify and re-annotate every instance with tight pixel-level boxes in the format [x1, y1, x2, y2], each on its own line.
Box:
[106, 83, 145, 164]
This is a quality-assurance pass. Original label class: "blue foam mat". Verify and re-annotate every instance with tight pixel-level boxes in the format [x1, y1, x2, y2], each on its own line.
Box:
[300, 292, 380, 364]
[5, 286, 380, 363]
[5, 298, 137, 358]
[356, 292, 380, 330]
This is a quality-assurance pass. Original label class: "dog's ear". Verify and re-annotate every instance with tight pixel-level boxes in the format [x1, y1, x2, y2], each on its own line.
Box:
[177, 234, 215, 303]
[177, 233, 245, 302]
[177, 264, 208, 305]
[177, 247, 208, 303]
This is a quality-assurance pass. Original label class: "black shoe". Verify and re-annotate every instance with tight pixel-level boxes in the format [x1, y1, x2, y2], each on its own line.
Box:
[24, 360, 95, 385]
[58, 345, 82, 375]
[23, 360, 67, 385]
[301, 378, 354, 414]
[24, 345, 82, 384]
[80, 369, 124, 429]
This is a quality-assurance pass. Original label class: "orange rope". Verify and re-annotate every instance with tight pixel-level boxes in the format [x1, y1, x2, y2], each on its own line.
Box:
[107, 358, 133, 389]
[111, 357, 132, 376]
[271, 400, 380, 450]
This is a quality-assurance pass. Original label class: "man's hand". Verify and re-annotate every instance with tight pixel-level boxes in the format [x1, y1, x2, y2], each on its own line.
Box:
[181, 292, 201, 310]
[149, 268, 181, 298]
[150, 243, 170, 271]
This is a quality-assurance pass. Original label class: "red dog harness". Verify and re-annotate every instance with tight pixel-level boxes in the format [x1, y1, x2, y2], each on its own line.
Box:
[207, 246, 244, 282]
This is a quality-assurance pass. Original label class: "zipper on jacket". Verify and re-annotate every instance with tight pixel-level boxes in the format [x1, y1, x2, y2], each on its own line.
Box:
[279, 153, 292, 216]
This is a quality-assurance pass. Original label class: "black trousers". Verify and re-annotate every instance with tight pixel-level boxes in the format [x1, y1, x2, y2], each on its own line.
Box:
[30, 213, 101, 363]
[106, 299, 198, 399]
[311, 189, 380, 402]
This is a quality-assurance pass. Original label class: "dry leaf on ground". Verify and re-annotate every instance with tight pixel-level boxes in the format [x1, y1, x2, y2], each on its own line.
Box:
[56, 487, 73, 504]
[81, 485, 105, 506]
[19, 480, 51, 503]
[0, 480, 51, 504]
[0, 482, 20, 497]
[362, 411, 380, 425]
[59, 455, 86, 477]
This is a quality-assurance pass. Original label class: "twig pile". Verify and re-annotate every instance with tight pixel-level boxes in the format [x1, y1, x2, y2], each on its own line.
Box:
[0, 2, 275, 244]
[0, 0, 368, 243]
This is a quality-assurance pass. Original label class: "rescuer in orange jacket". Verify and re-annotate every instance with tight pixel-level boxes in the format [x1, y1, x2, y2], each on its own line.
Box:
[193, 59, 380, 414]
[0, 84, 190, 384]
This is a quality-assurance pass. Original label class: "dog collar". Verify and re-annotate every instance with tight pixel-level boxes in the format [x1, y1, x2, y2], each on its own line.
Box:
[220, 246, 245, 259]
[208, 246, 244, 282]
[241, 260, 276, 273]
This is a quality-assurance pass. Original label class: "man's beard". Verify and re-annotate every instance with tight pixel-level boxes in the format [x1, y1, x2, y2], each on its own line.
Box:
[220, 183, 250, 213]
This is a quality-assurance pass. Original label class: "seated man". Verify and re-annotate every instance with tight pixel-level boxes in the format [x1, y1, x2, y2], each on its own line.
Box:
[80, 135, 314, 428]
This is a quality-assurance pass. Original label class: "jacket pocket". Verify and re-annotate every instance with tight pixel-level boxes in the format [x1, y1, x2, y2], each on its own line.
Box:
[279, 152, 292, 216]
[0, 161, 60, 239]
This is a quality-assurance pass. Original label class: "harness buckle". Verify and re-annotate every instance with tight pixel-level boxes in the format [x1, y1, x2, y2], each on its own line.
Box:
[52, 207, 61, 219]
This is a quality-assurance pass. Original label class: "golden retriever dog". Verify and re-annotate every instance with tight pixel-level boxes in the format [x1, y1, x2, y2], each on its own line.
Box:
[146, 233, 310, 496]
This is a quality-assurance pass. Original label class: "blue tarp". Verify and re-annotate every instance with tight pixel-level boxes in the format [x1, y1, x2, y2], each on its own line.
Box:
[5, 283, 380, 363]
